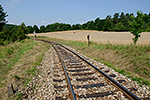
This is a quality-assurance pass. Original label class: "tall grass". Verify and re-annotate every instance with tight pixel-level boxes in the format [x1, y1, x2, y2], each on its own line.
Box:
[0, 38, 50, 99]
[0, 39, 34, 72]
[36, 36, 150, 86]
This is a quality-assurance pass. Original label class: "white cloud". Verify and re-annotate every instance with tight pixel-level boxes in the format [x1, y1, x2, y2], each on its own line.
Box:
[41, 21, 45, 23]
[11, 0, 22, 3]
[59, 19, 62, 21]
[6, 0, 22, 8]
[79, 22, 84, 25]
[7, 22, 19, 25]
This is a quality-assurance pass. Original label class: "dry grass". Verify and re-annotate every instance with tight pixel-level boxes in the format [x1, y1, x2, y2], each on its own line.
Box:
[28, 30, 150, 45]
[36, 36, 150, 86]
[0, 39, 50, 99]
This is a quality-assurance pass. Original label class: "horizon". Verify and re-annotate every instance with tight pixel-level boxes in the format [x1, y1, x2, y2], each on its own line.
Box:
[1, 0, 150, 27]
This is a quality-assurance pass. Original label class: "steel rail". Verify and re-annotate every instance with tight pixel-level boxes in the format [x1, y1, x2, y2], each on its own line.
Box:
[59, 44, 141, 100]
[52, 45, 76, 100]
[35, 39, 140, 100]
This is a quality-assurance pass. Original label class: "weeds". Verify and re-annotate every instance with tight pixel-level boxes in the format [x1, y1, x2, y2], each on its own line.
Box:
[14, 75, 21, 80]
[36, 36, 150, 86]
[17, 92, 23, 100]
[0, 39, 50, 99]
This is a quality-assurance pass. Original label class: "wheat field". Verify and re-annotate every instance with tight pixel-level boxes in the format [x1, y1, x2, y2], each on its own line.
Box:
[28, 30, 150, 45]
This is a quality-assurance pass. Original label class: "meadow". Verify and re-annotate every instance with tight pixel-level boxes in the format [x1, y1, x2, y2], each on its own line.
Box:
[1, 30, 150, 99]
[35, 32, 150, 87]
[28, 30, 150, 45]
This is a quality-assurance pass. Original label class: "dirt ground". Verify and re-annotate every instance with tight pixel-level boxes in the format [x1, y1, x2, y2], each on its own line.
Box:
[28, 30, 150, 45]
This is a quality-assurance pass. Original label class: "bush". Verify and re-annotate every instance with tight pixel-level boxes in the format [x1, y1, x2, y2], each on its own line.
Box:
[147, 27, 150, 32]
[0, 23, 28, 45]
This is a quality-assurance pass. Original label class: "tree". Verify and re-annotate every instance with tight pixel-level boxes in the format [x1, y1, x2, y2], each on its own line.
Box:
[40, 25, 46, 33]
[75, 24, 80, 30]
[64, 24, 71, 30]
[86, 21, 95, 30]
[15, 22, 28, 41]
[45, 24, 51, 32]
[120, 12, 127, 24]
[0, 4, 8, 31]
[95, 17, 100, 24]
[27, 26, 34, 33]
[72, 24, 77, 30]
[105, 15, 111, 20]
[113, 22, 124, 31]
[103, 20, 113, 31]
[129, 11, 143, 44]
[113, 13, 119, 24]
[80, 23, 87, 30]
[33, 25, 39, 33]
[95, 18, 105, 31]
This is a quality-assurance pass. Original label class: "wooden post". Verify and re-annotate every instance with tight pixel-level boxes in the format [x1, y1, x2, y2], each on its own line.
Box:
[7, 84, 14, 96]
[87, 35, 90, 46]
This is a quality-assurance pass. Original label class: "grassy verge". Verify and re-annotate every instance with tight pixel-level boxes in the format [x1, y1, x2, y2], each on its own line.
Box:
[0, 39, 50, 99]
[36, 36, 150, 87]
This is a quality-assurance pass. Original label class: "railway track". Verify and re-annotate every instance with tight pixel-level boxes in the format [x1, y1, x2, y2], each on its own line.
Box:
[36, 39, 150, 100]
[52, 44, 140, 100]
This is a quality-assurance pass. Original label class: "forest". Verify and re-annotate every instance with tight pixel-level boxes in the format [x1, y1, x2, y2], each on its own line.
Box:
[0, 3, 150, 45]
[26, 11, 150, 33]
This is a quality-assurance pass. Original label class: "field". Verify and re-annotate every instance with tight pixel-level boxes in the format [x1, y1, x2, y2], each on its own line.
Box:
[28, 30, 150, 45]
[34, 31, 150, 87]
[1, 31, 149, 99]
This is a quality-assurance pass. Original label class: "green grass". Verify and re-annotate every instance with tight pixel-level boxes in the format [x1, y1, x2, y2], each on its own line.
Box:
[36, 36, 150, 86]
[14, 75, 21, 80]
[0, 38, 50, 99]
[0, 39, 35, 74]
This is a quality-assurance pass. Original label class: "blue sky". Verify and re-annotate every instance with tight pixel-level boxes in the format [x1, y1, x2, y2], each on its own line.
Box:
[1, 0, 150, 27]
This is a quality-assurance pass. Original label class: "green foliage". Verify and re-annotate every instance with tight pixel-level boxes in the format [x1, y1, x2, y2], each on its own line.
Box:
[43, 22, 72, 32]
[86, 21, 95, 30]
[17, 92, 23, 100]
[33, 25, 39, 33]
[0, 4, 8, 31]
[103, 20, 113, 31]
[14, 75, 21, 80]
[27, 26, 34, 33]
[92, 45, 104, 50]
[72, 24, 77, 30]
[16, 23, 28, 40]
[147, 26, 150, 32]
[3, 24, 17, 28]
[36, 37, 150, 86]
[0, 23, 28, 45]
[40, 25, 46, 33]
[129, 11, 144, 44]
[113, 13, 119, 24]
[75, 11, 149, 32]
[115, 69, 126, 75]
[113, 22, 125, 31]
[95, 18, 105, 31]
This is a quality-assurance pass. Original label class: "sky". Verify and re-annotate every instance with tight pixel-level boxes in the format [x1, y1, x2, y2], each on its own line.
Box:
[1, 0, 150, 27]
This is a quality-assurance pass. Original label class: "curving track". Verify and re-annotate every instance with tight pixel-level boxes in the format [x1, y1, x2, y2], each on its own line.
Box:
[37, 39, 150, 100]
[52, 44, 141, 100]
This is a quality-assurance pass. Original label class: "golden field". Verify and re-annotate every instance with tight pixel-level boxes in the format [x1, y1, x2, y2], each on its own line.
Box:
[28, 30, 150, 45]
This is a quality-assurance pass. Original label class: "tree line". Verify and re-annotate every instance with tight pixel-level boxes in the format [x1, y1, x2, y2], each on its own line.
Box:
[26, 11, 150, 33]
[0, 3, 150, 45]
[0, 5, 28, 45]
[26, 11, 150, 44]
